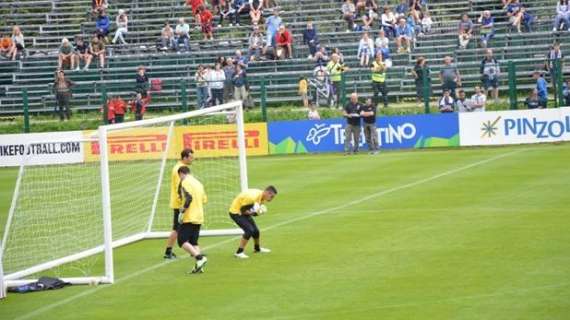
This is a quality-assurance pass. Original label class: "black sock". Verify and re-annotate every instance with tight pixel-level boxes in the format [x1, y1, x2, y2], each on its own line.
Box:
[236, 247, 244, 254]
[254, 244, 260, 252]
[195, 254, 203, 261]
[165, 247, 172, 255]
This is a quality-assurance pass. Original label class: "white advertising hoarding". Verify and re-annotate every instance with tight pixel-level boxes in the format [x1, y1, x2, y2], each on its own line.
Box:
[0, 131, 85, 167]
[459, 107, 570, 146]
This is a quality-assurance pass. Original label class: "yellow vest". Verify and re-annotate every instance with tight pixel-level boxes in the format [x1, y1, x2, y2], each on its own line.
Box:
[169, 161, 187, 209]
[179, 175, 207, 224]
[326, 61, 343, 82]
[229, 189, 264, 215]
[371, 61, 386, 83]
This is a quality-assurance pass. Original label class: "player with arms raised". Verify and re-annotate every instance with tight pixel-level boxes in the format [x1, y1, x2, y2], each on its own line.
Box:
[229, 186, 278, 259]
[163, 148, 194, 259]
[177, 166, 208, 273]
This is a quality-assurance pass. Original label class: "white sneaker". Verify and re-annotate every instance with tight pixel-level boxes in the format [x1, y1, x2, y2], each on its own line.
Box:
[74, 66, 80, 71]
[234, 252, 249, 259]
[256, 247, 271, 253]
[191, 256, 208, 273]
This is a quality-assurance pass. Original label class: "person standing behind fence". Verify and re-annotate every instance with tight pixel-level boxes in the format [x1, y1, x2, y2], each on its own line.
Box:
[207, 62, 226, 106]
[343, 93, 362, 155]
[195, 65, 209, 109]
[223, 58, 235, 102]
[533, 72, 548, 108]
[480, 49, 500, 104]
[371, 53, 388, 108]
[439, 56, 461, 99]
[411, 56, 430, 107]
[326, 53, 348, 108]
[232, 65, 248, 102]
[53, 70, 74, 121]
[360, 98, 379, 154]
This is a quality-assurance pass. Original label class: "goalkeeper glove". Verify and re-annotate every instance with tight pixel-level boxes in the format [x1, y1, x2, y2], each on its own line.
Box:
[178, 210, 186, 224]
[257, 204, 268, 215]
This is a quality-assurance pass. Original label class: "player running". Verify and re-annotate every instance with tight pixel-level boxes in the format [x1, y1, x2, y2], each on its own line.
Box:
[163, 148, 194, 259]
[177, 166, 208, 273]
[229, 186, 278, 259]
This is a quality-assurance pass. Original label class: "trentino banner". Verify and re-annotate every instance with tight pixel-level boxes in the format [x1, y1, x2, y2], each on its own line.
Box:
[268, 113, 459, 154]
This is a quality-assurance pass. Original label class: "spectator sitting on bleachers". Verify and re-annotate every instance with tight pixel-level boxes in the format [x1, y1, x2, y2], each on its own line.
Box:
[0, 36, 12, 59]
[198, 6, 215, 40]
[409, 0, 423, 22]
[89, 35, 106, 70]
[207, 62, 226, 105]
[73, 37, 92, 71]
[275, 24, 293, 60]
[232, 64, 248, 102]
[506, 0, 533, 33]
[553, 0, 570, 31]
[8, 26, 24, 61]
[357, 32, 374, 67]
[92, 0, 108, 17]
[232, 0, 250, 26]
[420, 11, 433, 35]
[219, 1, 235, 27]
[313, 46, 329, 66]
[438, 89, 455, 113]
[265, 9, 282, 49]
[303, 21, 320, 59]
[439, 56, 461, 99]
[471, 86, 487, 112]
[112, 9, 128, 45]
[175, 18, 191, 52]
[195, 65, 209, 109]
[381, 6, 397, 38]
[525, 89, 540, 109]
[375, 29, 388, 53]
[407, 11, 420, 35]
[135, 66, 149, 97]
[365, 0, 379, 16]
[458, 14, 473, 49]
[342, 0, 357, 32]
[95, 10, 111, 41]
[478, 10, 495, 48]
[210, 0, 224, 16]
[480, 48, 501, 104]
[533, 71, 548, 108]
[395, 18, 413, 53]
[563, 79, 570, 106]
[360, 12, 374, 31]
[159, 22, 176, 51]
[263, 0, 276, 9]
[249, 0, 263, 25]
[356, 0, 367, 15]
[395, 0, 409, 19]
[248, 26, 264, 61]
[58, 38, 76, 70]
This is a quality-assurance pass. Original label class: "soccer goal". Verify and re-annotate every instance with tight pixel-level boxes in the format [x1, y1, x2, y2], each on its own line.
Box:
[1, 101, 247, 296]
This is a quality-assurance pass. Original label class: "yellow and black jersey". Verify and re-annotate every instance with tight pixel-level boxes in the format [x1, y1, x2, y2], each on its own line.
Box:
[179, 175, 207, 225]
[229, 189, 264, 215]
[169, 161, 188, 209]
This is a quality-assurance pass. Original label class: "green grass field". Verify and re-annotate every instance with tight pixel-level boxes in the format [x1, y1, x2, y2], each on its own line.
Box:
[1, 144, 570, 320]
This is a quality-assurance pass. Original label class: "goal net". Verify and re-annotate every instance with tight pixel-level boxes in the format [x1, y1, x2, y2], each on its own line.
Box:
[1, 101, 247, 294]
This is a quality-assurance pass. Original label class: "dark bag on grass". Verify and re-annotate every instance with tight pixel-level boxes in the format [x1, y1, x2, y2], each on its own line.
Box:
[8, 277, 71, 293]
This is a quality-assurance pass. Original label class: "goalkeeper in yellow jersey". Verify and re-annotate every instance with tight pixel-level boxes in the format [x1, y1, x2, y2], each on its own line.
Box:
[229, 186, 278, 259]
[164, 148, 194, 259]
[177, 166, 208, 273]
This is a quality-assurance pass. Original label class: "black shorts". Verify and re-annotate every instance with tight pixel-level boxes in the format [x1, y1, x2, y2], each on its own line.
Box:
[229, 213, 259, 238]
[172, 209, 180, 231]
[177, 223, 201, 247]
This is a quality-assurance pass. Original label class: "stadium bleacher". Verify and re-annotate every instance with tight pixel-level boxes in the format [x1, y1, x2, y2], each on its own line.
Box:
[0, 0, 568, 114]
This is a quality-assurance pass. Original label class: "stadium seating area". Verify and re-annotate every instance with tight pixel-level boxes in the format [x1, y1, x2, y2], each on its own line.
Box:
[0, 0, 568, 114]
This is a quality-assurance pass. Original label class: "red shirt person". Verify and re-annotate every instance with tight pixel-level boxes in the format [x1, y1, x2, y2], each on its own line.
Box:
[275, 24, 293, 59]
[109, 96, 127, 123]
[187, 0, 204, 15]
[198, 6, 214, 40]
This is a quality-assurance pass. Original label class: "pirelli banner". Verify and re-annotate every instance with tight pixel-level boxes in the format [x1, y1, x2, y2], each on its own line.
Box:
[0, 131, 85, 167]
[83, 123, 269, 162]
[0, 123, 268, 167]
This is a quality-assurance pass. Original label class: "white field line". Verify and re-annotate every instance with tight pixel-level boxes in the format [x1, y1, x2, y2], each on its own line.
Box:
[15, 149, 526, 320]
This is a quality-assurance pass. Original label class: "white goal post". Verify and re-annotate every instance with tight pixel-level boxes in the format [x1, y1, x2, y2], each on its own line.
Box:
[1, 101, 247, 295]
